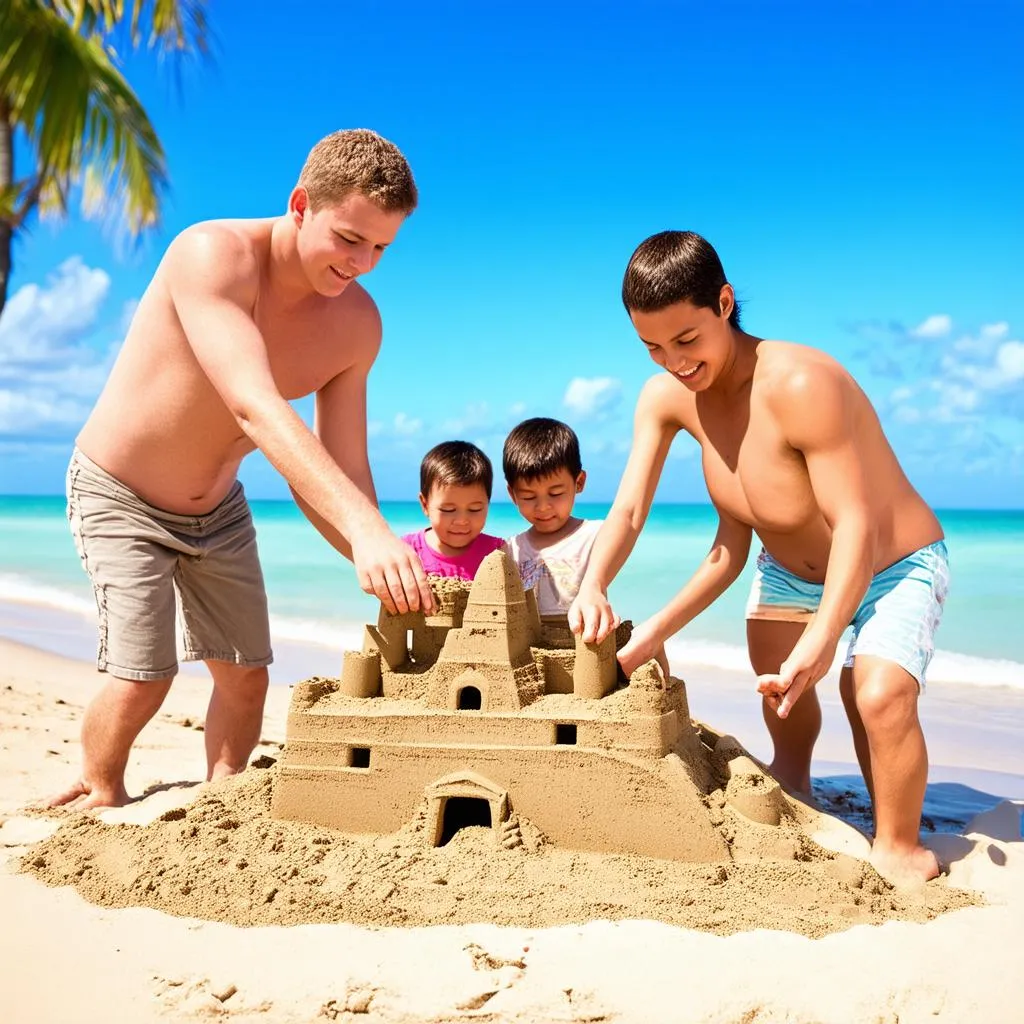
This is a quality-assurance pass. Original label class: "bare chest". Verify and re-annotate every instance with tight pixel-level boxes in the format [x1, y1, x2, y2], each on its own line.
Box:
[256, 307, 352, 400]
[694, 406, 815, 532]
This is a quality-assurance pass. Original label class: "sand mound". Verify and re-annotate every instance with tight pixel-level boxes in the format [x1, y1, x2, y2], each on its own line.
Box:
[23, 760, 977, 937]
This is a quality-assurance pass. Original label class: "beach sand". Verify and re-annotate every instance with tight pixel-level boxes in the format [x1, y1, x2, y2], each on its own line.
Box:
[2, 637, 1023, 1023]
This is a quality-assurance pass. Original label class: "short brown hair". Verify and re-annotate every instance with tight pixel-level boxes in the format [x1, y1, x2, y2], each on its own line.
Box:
[502, 418, 582, 486]
[298, 129, 417, 213]
[420, 441, 494, 500]
[622, 230, 741, 327]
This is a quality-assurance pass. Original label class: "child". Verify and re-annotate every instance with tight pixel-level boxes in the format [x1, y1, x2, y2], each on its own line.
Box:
[503, 418, 602, 616]
[402, 440, 504, 581]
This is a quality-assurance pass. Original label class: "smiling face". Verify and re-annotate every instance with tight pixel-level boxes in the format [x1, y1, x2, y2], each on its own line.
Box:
[630, 287, 736, 391]
[419, 481, 491, 556]
[290, 189, 406, 297]
[508, 468, 586, 536]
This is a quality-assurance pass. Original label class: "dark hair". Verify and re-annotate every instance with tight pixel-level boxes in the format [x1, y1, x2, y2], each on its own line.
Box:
[621, 230, 741, 328]
[502, 418, 582, 486]
[419, 441, 493, 499]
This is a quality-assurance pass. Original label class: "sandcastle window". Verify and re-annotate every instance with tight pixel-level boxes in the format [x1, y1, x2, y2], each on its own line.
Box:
[349, 746, 371, 769]
[438, 797, 492, 846]
[457, 686, 482, 710]
[555, 723, 577, 745]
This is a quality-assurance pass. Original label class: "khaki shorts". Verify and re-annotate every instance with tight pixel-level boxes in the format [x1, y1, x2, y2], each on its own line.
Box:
[66, 448, 273, 681]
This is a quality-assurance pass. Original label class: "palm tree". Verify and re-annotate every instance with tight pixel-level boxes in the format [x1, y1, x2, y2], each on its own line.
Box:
[0, 0, 209, 315]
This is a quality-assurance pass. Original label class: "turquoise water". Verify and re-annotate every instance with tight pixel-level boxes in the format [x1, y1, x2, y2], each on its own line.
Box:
[1, 496, 1021, 688]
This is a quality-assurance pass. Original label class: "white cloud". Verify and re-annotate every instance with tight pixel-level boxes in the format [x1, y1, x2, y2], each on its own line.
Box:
[0, 257, 124, 438]
[981, 322, 1010, 340]
[995, 340, 1024, 382]
[563, 376, 622, 420]
[910, 314, 952, 339]
[0, 257, 110, 367]
[392, 412, 422, 436]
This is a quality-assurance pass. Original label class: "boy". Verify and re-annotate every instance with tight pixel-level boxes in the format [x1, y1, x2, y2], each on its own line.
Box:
[503, 418, 602, 616]
[569, 230, 948, 887]
[403, 441, 504, 580]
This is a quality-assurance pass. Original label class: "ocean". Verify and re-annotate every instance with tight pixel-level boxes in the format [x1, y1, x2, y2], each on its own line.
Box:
[1, 495, 1021, 690]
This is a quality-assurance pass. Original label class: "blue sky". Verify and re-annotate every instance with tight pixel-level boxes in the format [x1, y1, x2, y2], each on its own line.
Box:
[1, 1, 1022, 508]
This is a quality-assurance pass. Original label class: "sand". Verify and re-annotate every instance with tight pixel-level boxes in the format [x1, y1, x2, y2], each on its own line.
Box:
[2, 637, 1023, 1023]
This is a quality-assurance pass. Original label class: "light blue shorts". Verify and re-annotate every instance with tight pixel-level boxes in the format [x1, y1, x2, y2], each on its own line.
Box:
[745, 541, 950, 686]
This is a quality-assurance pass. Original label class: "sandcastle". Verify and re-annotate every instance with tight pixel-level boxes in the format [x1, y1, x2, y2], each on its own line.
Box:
[272, 550, 793, 861]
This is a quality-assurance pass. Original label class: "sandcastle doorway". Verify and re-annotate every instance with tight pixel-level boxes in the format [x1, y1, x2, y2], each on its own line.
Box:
[426, 770, 509, 848]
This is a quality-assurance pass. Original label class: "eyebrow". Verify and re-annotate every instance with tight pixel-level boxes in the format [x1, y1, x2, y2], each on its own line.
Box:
[642, 328, 697, 345]
[334, 228, 389, 247]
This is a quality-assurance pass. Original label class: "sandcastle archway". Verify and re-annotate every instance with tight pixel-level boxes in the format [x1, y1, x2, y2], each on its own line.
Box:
[425, 770, 509, 848]
[457, 685, 482, 710]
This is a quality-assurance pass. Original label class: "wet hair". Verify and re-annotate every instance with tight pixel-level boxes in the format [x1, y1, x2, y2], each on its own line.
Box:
[419, 441, 494, 500]
[502, 418, 582, 486]
[297, 129, 417, 213]
[621, 230, 741, 327]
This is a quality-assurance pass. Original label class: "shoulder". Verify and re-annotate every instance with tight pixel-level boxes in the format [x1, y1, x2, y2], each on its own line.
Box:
[477, 533, 505, 553]
[163, 220, 266, 302]
[636, 372, 693, 426]
[754, 341, 863, 441]
[335, 282, 383, 353]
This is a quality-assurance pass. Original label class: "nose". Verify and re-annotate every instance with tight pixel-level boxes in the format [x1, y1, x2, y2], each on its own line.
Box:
[351, 245, 374, 274]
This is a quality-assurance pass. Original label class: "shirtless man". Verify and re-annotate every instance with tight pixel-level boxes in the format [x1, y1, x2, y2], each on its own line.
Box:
[569, 231, 949, 886]
[52, 129, 434, 810]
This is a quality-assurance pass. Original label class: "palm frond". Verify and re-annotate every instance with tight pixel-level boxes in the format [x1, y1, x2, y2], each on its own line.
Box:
[1, 0, 167, 234]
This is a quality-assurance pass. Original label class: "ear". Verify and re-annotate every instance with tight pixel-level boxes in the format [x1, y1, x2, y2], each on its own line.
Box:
[507, 483, 516, 502]
[289, 186, 310, 225]
[575, 470, 587, 494]
[418, 493, 430, 516]
[718, 283, 735, 322]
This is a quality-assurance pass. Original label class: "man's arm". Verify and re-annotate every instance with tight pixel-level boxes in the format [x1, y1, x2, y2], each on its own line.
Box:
[289, 311, 382, 561]
[167, 227, 432, 614]
[570, 375, 682, 642]
[617, 507, 752, 677]
[758, 363, 876, 717]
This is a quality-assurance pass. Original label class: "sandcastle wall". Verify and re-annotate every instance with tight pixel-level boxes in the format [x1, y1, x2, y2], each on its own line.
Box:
[272, 550, 728, 862]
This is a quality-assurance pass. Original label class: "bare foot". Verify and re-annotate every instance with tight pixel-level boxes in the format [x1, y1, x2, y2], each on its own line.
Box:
[870, 843, 941, 889]
[43, 779, 131, 810]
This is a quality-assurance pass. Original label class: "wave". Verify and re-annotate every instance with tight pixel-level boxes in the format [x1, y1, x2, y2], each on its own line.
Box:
[0, 573, 96, 617]
[665, 637, 1024, 691]
[2, 575, 1020, 691]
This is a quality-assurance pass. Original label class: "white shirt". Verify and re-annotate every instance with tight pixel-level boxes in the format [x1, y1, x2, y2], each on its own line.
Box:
[507, 519, 603, 616]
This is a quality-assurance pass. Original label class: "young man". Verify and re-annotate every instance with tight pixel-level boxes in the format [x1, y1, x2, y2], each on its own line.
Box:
[54, 129, 434, 810]
[569, 231, 948, 886]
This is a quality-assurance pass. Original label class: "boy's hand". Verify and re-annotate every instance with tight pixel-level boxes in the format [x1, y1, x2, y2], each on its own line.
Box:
[756, 628, 838, 718]
[616, 620, 669, 679]
[568, 585, 620, 643]
[352, 528, 435, 616]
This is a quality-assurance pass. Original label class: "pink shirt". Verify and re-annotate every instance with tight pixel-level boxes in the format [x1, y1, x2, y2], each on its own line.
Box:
[402, 529, 505, 581]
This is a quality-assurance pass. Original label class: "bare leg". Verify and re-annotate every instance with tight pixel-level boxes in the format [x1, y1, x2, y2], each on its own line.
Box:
[203, 661, 269, 781]
[47, 674, 173, 809]
[839, 665, 874, 804]
[747, 619, 821, 797]
[849, 654, 939, 886]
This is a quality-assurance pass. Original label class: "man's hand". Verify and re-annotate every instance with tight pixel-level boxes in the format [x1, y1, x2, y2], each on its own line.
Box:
[756, 627, 838, 719]
[616, 619, 670, 679]
[351, 528, 435, 616]
[568, 584, 620, 643]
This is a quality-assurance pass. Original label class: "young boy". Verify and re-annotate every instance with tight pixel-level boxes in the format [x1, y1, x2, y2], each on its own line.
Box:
[503, 418, 602, 616]
[569, 230, 948, 887]
[403, 441, 504, 580]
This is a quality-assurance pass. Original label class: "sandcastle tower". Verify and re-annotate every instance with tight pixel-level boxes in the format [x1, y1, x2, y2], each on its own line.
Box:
[272, 550, 785, 862]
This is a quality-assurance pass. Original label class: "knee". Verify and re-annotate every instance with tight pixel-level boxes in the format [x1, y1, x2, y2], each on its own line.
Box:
[210, 663, 269, 702]
[855, 674, 918, 733]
